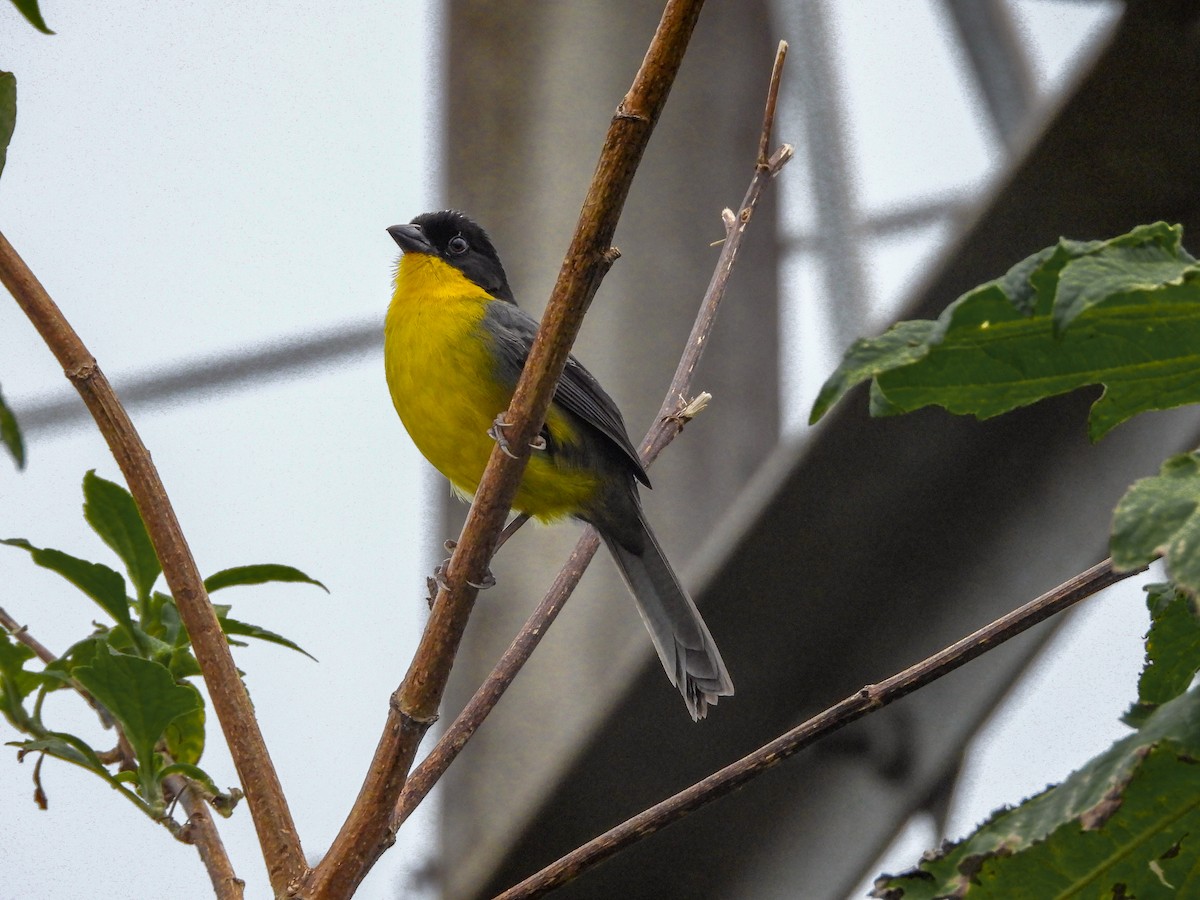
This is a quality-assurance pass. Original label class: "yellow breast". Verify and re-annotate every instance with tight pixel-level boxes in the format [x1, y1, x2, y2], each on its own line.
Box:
[384, 253, 597, 520]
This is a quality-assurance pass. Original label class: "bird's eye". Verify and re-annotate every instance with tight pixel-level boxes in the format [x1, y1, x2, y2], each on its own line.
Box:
[447, 235, 469, 255]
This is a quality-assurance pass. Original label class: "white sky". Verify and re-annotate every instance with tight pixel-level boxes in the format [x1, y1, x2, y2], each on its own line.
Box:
[0, 2, 1148, 899]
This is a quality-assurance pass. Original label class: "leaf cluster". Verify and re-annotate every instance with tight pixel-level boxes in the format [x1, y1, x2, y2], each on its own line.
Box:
[1, 471, 323, 825]
[811, 223, 1200, 896]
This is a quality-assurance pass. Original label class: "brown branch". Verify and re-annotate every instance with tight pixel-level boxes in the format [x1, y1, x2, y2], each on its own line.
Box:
[491, 558, 1139, 899]
[392, 40, 793, 829]
[0, 232, 305, 894]
[174, 777, 246, 900]
[0, 606, 56, 664]
[298, 3, 708, 897]
[0, 606, 243, 896]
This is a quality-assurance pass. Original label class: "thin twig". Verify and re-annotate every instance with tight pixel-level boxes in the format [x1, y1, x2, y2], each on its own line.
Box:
[298, 3, 707, 897]
[173, 777, 246, 900]
[0, 608, 243, 896]
[0, 606, 56, 664]
[393, 40, 793, 828]
[0, 232, 305, 893]
[492, 558, 1139, 899]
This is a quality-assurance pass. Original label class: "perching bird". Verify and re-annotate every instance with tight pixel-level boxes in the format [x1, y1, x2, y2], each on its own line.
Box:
[384, 210, 732, 719]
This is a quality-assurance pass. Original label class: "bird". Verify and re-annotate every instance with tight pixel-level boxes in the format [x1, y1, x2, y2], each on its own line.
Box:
[384, 209, 733, 719]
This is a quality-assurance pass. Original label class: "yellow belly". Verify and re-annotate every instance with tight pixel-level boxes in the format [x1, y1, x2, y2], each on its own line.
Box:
[385, 255, 597, 521]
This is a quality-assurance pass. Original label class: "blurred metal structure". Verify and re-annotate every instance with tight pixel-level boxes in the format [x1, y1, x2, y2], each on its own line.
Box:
[448, 2, 1200, 899]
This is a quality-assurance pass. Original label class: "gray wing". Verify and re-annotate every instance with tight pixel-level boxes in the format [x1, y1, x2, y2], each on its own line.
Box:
[482, 300, 650, 487]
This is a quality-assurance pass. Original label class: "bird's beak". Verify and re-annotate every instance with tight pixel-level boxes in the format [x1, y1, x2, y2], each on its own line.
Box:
[387, 223, 435, 255]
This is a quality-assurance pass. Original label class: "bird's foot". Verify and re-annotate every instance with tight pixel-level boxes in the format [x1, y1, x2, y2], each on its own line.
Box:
[429, 539, 496, 606]
[488, 415, 520, 458]
[488, 414, 548, 456]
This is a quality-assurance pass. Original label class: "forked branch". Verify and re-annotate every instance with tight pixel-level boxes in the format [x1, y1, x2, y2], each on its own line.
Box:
[0, 234, 305, 894]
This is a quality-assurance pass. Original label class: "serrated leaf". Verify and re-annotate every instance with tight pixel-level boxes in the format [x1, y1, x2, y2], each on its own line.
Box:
[1123, 583, 1200, 727]
[873, 686, 1200, 898]
[73, 649, 200, 807]
[7, 1, 53, 34]
[812, 223, 1200, 442]
[82, 471, 160, 602]
[204, 563, 327, 594]
[0, 380, 24, 469]
[1111, 452, 1200, 593]
[0, 71, 15, 180]
[219, 614, 316, 661]
[163, 684, 205, 765]
[2, 539, 132, 630]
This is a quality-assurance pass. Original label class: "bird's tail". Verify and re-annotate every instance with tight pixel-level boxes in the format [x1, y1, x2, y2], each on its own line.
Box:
[600, 514, 733, 720]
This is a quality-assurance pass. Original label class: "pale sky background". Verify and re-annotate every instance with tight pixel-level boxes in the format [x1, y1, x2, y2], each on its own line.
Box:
[0, 2, 1151, 899]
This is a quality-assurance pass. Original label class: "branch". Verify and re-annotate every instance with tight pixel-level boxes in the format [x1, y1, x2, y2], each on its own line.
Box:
[0, 607, 243, 897]
[393, 40, 793, 828]
[491, 558, 1140, 899]
[299, 2, 707, 897]
[0, 232, 306, 894]
[0, 606, 56, 664]
[173, 778, 246, 900]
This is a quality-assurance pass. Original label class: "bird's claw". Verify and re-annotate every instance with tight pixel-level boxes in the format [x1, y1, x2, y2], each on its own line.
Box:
[467, 570, 497, 590]
[488, 414, 548, 457]
[430, 538, 495, 599]
[488, 415, 520, 458]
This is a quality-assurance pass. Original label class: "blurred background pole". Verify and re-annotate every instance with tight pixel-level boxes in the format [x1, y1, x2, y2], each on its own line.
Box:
[438, 3, 780, 896]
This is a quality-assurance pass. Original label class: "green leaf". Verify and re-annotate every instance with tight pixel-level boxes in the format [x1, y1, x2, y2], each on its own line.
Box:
[0, 71, 15, 180]
[1111, 452, 1200, 592]
[14, 732, 119, 785]
[873, 686, 1200, 898]
[157, 593, 187, 646]
[81, 470, 161, 602]
[11, 731, 152, 816]
[166, 647, 202, 680]
[163, 684, 205, 765]
[6, 1, 53, 34]
[157, 765, 240, 817]
[158, 761, 221, 797]
[2, 539, 132, 631]
[219, 614, 316, 661]
[73, 649, 201, 808]
[809, 321, 936, 423]
[46, 633, 105, 677]
[811, 223, 1200, 442]
[0, 380, 24, 469]
[0, 632, 44, 730]
[0, 631, 37, 689]
[1123, 583, 1200, 727]
[204, 563, 327, 594]
[1053, 223, 1196, 332]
